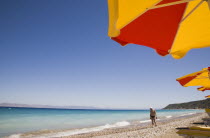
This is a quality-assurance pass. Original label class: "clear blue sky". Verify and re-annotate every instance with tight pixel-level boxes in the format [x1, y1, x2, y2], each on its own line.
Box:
[0, 0, 209, 109]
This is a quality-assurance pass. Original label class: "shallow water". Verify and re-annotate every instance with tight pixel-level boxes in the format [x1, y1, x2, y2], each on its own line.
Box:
[0, 107, 204, 137]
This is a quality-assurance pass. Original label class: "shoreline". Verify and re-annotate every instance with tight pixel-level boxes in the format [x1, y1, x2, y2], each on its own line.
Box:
[65, 113, 207, 138]
[6, 112, 207, 138]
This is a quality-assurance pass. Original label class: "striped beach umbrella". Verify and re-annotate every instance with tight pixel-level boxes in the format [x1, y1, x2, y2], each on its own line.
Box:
[197, 86, 210, 92]
[176, 67, 210, 89]
[107, 0, 210, 59]
[205, 95, 210, 98]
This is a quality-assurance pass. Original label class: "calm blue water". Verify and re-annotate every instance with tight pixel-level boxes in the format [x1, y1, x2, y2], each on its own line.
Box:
[0, 107, 204, 137]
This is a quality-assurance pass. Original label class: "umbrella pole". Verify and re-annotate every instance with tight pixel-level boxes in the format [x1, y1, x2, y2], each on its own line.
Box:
[181, 0, 204, 22]
[148, 0, 194, 10]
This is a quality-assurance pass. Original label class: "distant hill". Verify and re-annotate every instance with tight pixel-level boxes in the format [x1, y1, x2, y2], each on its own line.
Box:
[0, 103, 98, 109]
[164, 99, 210, 109]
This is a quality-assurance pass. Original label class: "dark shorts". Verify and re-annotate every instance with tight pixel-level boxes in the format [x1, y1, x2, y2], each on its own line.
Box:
[150, 116, 155, 119]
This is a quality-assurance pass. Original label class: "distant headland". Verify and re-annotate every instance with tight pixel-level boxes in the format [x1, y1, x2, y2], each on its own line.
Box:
[164, 98, 210, 109]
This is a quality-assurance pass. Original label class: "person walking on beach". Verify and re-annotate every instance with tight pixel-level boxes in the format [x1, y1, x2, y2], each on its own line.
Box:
[150, 107, 157, 127]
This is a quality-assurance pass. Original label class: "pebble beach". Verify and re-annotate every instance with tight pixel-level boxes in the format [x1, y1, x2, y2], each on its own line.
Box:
[64, 113, 208, 138]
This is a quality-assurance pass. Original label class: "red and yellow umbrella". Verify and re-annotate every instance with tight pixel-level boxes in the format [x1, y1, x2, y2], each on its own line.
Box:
[197, 86, 210, 91]
[176, 67, 210, 89]
[108, 0, 210, 59]
[205, 95, 210, 98]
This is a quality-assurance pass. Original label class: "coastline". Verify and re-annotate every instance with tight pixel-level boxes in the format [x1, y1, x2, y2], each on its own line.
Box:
[6, 112, 208, 138]
[65, 113, 207, 138]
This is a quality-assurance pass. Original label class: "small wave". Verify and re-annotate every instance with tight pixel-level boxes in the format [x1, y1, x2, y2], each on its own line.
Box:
[166, 115, 172, 118]
[187, 113, 196, 115]
[48, 121, 130, 137]
[179, 113, 196, 117]
[111, 121, 130, 127]
[139, 120, 151, 123]
[8, 121, 130, 138]
[6, 134, 21, 138]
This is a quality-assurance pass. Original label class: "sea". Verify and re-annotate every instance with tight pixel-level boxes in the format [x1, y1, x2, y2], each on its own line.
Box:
[0, 107, 204, 138]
